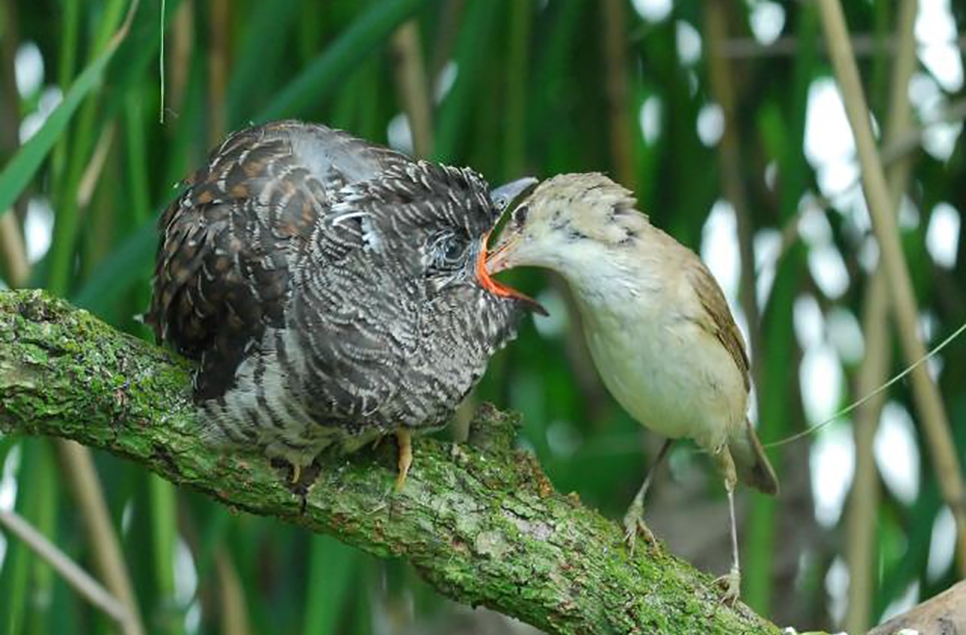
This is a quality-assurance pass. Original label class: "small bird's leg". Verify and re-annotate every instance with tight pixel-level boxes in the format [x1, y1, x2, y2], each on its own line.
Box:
[712, 448, 741, 605]
[290, 463, 302, 485]
[395, 428, 413, 491]
[623, 439, 673, 555]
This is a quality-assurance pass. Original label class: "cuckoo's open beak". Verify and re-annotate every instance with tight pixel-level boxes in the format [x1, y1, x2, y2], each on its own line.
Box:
[476, 233, 547, 315]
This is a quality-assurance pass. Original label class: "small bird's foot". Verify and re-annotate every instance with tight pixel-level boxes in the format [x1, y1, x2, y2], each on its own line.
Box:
[622, 502, 657, 556]
[711, 565, 741, 606]
[395, 429, 412, 491]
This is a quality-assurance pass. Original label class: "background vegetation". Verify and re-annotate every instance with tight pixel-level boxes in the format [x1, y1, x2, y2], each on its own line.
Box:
[0, 0, 964, 633]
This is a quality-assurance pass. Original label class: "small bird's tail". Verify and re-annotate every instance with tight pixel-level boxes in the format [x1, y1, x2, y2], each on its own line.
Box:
[729, 420, 779, 495]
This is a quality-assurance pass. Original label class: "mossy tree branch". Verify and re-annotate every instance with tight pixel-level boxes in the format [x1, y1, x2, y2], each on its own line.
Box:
[0, 289, 779, 635]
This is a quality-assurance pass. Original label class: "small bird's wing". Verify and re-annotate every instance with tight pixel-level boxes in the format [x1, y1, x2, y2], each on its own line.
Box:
[685, 259, 778, 494]
[146, 121, 412, 401]
[685, 261, 750, 392]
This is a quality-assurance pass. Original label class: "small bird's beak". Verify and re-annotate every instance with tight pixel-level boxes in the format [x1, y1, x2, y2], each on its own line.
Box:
[483, 232, 515, 276]
[476, 233, 547, 315]
[489, 177, 538, 213]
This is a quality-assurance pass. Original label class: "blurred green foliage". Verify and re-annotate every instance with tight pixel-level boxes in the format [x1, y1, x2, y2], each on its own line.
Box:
[0, 0, 964, 633]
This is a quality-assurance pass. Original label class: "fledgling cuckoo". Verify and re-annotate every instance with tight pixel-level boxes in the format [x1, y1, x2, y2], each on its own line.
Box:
[147, 120, 542, 487]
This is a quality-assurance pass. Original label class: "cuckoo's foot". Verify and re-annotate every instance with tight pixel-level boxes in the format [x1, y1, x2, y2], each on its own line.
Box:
[622, 501, 657, 556]
[269, 458, 304, 487]
[711, 565, 741, 606]
[395, 429, 412, 491]
[271, 458, 320, 499]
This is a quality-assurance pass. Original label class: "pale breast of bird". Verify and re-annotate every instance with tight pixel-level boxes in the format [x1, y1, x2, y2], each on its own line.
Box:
[565, 248, 747, 452]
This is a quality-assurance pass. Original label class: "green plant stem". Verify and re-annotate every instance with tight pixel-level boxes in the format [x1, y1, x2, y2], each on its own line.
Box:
[149, 475, 181, 635]
[390, 21, 433, 158]
[0, 510, 129, 625]
[257, 0, 436, 123]
[599, 0, 637, 191]
[845, 267, 890, 633]
[844, 0, 918, 630]
[817, 0, 966, 575]
[743, 4, 818, 613]
[0, 289, 780, 635]
[53, 441, 145, 635]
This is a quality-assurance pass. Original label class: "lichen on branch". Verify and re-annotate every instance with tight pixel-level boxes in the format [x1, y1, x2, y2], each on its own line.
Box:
[0, 289, 779, 635]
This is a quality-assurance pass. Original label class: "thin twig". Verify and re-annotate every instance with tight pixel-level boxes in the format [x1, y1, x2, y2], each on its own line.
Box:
[0, 510, 130, 626]
[215, 549, 252, 635]
[46, 5, 147, 630]
[845, 1, 918, 629]
[703, 1, 763, 381]
[0, 212, 28, 287]
[14, 6, 147, 627]
[766, 319, 966, 448]
[881, 97, 966, 164]
[208, 0, 229, 142]
[54, 441, 146, 635]
[390, 20, 434, 158]
[167, 0, 194, 115]
[0, 0, 30, 288]
[429, 0, 465, 80]
[159, 0, 166, 123]
[757, 97, 966, 278]
[844, 268, 890, 633]
[76, 123, 116, 210]
[817, 0, 966, 574]
[599, 0, 637, 192]
[717, 33, 966, 59]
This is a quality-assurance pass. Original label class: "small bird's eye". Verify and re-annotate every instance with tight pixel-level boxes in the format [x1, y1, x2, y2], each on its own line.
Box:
[512, 204, 529, 226]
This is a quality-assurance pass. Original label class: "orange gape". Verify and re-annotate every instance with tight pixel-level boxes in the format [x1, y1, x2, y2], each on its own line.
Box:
[475, 231, 545, 314]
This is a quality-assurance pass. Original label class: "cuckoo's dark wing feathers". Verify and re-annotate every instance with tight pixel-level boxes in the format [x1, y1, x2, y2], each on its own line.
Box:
[147, 120, 525, 467]
[146, 121, 413, 400]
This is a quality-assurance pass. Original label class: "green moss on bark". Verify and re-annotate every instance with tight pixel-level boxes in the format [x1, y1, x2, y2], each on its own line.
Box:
[0, 289, 780, 635]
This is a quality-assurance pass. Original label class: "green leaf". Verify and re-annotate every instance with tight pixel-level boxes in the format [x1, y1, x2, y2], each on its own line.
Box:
[256, 0, 436, 122]
[0, 37, 120, 220]
[300, 536, 360, 635]
[72, 219, 156, 314]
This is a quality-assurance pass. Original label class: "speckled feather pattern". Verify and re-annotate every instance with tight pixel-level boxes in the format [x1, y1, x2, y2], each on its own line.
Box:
[146, 121, 522, 466]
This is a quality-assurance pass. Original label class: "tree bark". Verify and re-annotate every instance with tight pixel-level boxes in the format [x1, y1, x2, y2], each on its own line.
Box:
[867, 580, 966, 635]
[0, 289, 780, 635]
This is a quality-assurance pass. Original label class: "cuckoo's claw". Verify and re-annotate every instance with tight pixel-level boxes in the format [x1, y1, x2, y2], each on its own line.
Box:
[395, 429, 412, 491]
[289, 462, 302, 485]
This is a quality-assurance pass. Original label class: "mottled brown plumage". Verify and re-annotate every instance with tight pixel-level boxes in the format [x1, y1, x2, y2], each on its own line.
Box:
[147, 120, 539, 482]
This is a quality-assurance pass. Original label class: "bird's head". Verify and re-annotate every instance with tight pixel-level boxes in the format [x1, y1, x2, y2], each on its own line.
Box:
[339, 162, 545, 314]
[486, 173, 647, 275]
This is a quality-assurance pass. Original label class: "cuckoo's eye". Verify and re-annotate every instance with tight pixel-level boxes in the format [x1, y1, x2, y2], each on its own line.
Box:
[430, 233, 468, 271]
[512, 204, 529, 227]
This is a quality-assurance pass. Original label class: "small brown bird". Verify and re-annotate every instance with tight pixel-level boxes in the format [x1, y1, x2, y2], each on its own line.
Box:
[486, 173, 777, 602]
[147, 120, 542, 488]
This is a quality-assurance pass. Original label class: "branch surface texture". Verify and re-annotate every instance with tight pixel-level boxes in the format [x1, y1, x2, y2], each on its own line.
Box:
[0, 289, 780, 635]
